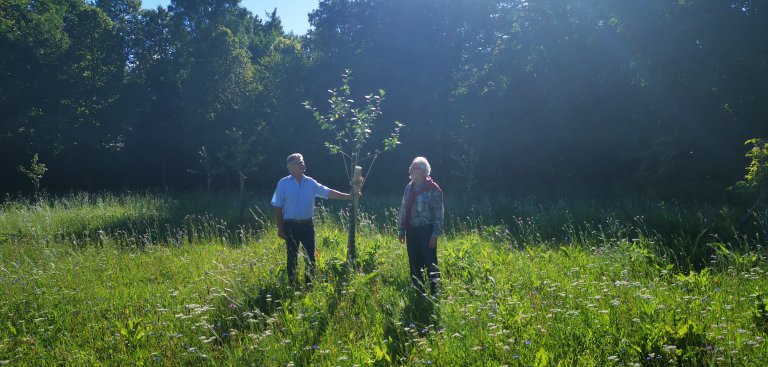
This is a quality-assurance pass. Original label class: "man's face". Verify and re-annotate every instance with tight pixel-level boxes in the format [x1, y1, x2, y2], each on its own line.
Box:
[288, 159, 306, 175]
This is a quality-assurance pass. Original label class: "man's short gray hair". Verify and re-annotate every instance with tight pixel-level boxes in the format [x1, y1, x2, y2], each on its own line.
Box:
[412, 156, 431, 176]
[286, 153, 303, 167]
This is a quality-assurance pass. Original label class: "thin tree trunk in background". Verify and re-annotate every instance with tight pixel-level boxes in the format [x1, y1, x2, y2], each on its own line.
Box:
[238, 172, 246, 225]
[737, 191, 766, 231]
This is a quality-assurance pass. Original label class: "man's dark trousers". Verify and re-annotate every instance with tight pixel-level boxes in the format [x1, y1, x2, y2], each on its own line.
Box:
[284, 220, 316, 286]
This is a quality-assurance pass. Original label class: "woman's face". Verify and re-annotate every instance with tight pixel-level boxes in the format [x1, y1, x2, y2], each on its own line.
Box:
[409, 162, 426, 181]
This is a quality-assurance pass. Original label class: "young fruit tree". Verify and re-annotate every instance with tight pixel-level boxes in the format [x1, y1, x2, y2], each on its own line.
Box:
[303, 70, 403, 266]
[18, 153, 47, 197]
[218, 128, 263, 225]
[187, 146, 223, 196]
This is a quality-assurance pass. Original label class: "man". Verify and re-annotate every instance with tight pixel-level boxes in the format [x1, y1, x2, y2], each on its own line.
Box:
[398, 156, 444, 295]
[271, 153, 354, 286]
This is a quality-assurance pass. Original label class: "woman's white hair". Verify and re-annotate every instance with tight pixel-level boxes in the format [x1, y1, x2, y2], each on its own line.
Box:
[412, 156, 431, 176]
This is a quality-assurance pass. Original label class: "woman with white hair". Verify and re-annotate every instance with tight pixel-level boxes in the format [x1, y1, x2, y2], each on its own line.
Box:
[398, 156, 444, 295]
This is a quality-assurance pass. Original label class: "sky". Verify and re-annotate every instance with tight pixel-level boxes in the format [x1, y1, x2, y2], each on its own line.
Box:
[140, 0, 318, 35]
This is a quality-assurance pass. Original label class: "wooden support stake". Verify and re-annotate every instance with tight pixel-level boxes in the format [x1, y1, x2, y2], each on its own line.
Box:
[347, 166, 362, 266]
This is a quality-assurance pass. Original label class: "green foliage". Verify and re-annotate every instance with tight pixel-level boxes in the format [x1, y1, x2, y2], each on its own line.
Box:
[736, 138, 768, 193]
[183, 26, 255, 121]
[217, 128, 262, 179]
[1, 0, 126, 178]
[2, 0, 768, 197]
[752, 295, 768, 335]
[217, 127, 263, 223]
[116, 317, 150, 347]
[188, 146, 218, 177]
[187, 146, 224, 192]
[17, 153, 47, 193]
[303, 69, 402, 179]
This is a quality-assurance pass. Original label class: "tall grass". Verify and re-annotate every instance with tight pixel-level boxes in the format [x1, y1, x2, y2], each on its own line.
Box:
[0, 191, 274, 254]
[1, 191, 767, 365]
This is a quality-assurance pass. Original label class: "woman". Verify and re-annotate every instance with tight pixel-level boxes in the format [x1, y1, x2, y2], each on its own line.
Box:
[398, 156, 444, 294]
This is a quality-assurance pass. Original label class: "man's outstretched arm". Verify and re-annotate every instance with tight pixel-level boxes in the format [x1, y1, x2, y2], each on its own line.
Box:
[328, 189, 354, 201]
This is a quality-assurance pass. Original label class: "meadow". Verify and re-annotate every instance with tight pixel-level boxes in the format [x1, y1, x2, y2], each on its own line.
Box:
[2, 191, 768, 366]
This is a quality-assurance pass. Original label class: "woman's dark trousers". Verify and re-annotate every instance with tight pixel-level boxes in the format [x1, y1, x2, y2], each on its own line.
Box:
[406, 224, 440, 294]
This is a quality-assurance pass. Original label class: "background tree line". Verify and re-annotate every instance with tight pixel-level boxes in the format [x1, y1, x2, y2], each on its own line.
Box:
[2, 0, 767, 199]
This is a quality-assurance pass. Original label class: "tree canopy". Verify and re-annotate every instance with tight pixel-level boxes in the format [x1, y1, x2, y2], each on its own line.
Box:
[2, 0, 767, 198]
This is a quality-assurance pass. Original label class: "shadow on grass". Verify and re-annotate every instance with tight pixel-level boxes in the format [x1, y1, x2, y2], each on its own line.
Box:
[205, 260, 355, 365]
[294, 260, 352, 364]
[380, 287, 441, 365]
[203, 273, 299, 353]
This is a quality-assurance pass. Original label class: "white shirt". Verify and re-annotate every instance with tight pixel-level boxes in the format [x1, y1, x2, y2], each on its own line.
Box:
[271, 175, 331, 220]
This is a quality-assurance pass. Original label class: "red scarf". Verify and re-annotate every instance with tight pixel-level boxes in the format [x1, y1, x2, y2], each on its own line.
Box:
[402, 176, 442, 229]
